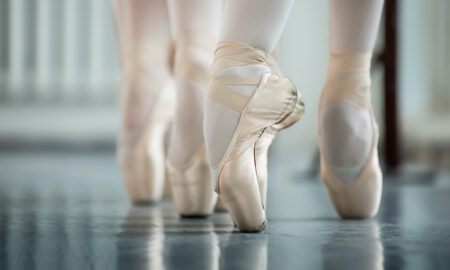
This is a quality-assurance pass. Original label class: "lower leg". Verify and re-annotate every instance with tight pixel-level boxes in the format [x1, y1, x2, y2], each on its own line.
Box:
[113, 0, 171, 77]
[320, 0, 384, 182]
[205, 0, 294, 177]
[167, 0, 222, 167]
[113, 0, 173, 202]
[204, 0, 303, 231]
[113, 0, 172, 147]
[329, 0, 384, 52]
[220, 0, 293, 52]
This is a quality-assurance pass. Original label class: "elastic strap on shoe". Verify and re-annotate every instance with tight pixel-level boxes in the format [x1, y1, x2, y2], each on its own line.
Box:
[120, 40, 173, 95]
[174, 33, 217, 87]
[207, 41, 279, 113]
[320, 51, 372, 111]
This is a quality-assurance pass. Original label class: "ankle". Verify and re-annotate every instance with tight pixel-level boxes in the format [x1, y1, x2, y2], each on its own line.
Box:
[122, 40, 173, 85]
[213, 64, 270, 97]
[168, 33, 216, 167]
[321, 51, 372, 111]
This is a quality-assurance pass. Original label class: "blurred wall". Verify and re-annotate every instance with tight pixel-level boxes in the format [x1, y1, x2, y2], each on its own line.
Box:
[0, 0, 448, 168]
[0, 0, 120, 104]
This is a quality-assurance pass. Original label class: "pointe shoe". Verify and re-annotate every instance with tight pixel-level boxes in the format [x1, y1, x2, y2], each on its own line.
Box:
[117, 41, 175, 204]
[208, 41, 305, 232]
[166, 33, 218, 217]
[212, 48, 281, 215]
[318, 52, 382, 219]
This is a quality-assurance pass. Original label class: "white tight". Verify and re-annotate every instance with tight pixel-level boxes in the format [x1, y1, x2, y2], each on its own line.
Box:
[113, 0, 172, 150]
[204, 0, 294, 179]
[167, 0, 222, 167]
[322, 0, 384, 181]
[329, 0, 385, 52]
[220, 0, 294, 51]
[113, 0, 171, 76]
[113, 0, 385, 183]
[167, 0, 222, 38]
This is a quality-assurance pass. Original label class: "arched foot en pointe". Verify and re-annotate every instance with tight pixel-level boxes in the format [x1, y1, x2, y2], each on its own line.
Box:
[319, 51, 382, 219]
[207, 41, 305, 232]
[166, 33, 218, 217]
[117, 42, 175, 204]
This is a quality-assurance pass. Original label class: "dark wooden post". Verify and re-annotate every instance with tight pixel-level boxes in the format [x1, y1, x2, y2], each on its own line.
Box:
[383, 0, 400, 171]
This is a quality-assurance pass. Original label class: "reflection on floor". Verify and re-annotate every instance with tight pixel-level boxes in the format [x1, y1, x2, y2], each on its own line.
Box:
[0, 151, 449, 270]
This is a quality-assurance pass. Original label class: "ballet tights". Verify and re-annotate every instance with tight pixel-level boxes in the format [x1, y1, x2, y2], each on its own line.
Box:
[167, 0, 222, 167]
[114, 0, 384, 185]
[113, 0, 172, 153]
[204, 0, 294, 181]
[321, 0, 384, 182]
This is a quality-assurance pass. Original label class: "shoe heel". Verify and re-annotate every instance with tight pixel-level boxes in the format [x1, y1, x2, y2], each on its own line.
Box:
[120, 122, 167, 204]
[219, 144, 266, 232]
[167, 145, 217, 217]
[275, 81, 305, 130]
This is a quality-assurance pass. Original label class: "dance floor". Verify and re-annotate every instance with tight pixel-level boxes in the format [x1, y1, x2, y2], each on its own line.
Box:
[0, 151, 449, 270]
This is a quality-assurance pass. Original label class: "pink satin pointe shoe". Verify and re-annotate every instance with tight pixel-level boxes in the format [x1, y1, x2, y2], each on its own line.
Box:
[208, 41, 305, 232]
[166, 33, 218, 217]
[117, 41, 175, 204]
[319, 52, 382, 219]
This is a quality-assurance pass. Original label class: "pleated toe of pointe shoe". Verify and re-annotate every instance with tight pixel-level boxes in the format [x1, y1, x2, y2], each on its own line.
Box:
[319, 109, 382, 219]
[209, 41, 305, 232]
[167, 144, 217, 217]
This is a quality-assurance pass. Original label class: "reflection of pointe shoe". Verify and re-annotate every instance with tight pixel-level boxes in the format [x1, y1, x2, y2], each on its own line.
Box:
[117, 41, 175, 204]
[117, 206, 165, 269]
[167, 33, 218, 217]
[208, 41, 305, 232]
[319, 52, 382, 219]
[322, 221, 383, 270]
[165, 220, 220, 270]
[221, 231, 268, 269]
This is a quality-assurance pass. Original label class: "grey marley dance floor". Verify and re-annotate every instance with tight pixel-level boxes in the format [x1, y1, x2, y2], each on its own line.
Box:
[0, 151, 449, 270]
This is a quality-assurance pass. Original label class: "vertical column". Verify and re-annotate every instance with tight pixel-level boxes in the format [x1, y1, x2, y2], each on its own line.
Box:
[446, 1, 450, 110]
[384, 0, 400, 170]
[23, 0, 37, 101]
[0, 0, 9, 101]
[62, 0, 90, 102]
[88, 0, 105, 103]
[35, 0, 51, 101]
[77, 0, 91, 102]
[104, 0, 121, 104]
[8, 0, 26, 101]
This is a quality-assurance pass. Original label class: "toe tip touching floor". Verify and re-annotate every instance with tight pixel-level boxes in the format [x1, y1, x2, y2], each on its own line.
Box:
[239, 220, 267, 233]
[132, 200, 158, 206]
[180, 214, 210, 219]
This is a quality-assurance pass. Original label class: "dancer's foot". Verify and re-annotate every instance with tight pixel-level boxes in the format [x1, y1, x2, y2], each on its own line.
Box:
[167, 33, 218, 217]
[117, 41, 175, 204]
[319, 51, 382, 218]
[205, 41, 305, 232]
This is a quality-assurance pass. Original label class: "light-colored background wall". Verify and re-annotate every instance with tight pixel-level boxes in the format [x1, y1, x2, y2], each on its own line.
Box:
[0, 0, 449, 168]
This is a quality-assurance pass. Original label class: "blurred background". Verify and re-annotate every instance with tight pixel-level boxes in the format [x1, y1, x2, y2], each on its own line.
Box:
[0, 0, 449, 173]
[1, 1, 450, 269]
